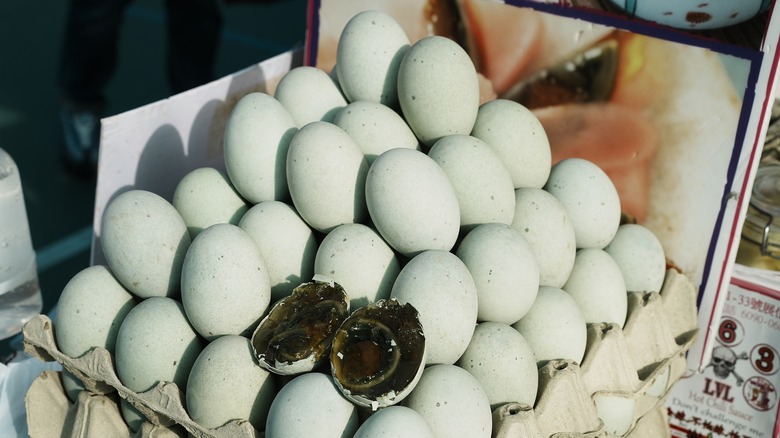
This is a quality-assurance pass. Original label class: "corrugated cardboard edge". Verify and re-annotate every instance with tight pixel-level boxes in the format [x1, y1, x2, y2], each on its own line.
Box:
[135, 421, 186, 438]
[25, 370, 70, 437]
[25, 369, 133, 438]
[492, 268, 698, 438]
[22, 315, 259, 438]
[70, 390, 132, 437]
[23, 268, 697, 438]
[492, 403, 545, 438]
[536, 360, 605, 438]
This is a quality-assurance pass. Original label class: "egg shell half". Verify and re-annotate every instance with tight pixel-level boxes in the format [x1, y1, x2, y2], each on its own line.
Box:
[274, 66, 348, 126]
[186, 335, 277, 431]
[180, 223, 271, 340]
[223, 92, 298, 204]
[265, 372, 359, 438]
[511, 187, 577, 288]
[390, 250, 478, 365]
[544, 158, 621, 249]
[512, 286, 587, 367]
[286, 121, 369, 233]
[172, 167, 248, 238]
[314, 223, 401, 310]
[428, 135, 515, 231]
[333, 101, 420, 165]
[366, 148, 460, 257]
[114, 297, 204, 393]
[238, 201, 318, 302]
[100, 189, 191, 299]
[397, 35, 480, 146]
[456, 322, 539, 408]
[562, 248, 628, 328]
[603, 223, 666, 293]
[402, 364, 492, 438]
[456, 223, 540, 324]
[471, 98, 552, 189]
[336, 10, 410, 107]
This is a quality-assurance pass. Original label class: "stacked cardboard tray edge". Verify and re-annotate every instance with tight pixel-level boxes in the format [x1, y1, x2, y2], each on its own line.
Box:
[22, 268, 698, 438]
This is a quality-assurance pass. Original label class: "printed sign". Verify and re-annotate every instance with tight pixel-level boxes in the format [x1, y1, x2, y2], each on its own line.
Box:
[667, 264, 780, 437]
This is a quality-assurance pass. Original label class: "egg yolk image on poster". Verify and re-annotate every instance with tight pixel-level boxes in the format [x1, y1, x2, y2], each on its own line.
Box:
[311, 0, 751, 288]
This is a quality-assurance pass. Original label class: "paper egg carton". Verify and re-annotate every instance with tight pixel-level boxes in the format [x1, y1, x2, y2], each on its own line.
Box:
[22, 316, 256, 438]
[493, 268, 699, 438]
[22, 267, 698, 438]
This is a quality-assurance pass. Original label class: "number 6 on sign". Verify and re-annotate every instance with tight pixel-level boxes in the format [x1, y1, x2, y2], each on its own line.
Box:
[718, 317, 744, 346]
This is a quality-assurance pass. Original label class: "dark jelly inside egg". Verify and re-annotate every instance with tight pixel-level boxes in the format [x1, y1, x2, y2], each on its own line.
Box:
[330, 299, 426, 409]
[251, 278, 350, 375]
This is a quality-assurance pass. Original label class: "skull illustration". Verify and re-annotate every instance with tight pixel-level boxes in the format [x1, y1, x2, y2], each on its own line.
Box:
[708, 345, 748, 385]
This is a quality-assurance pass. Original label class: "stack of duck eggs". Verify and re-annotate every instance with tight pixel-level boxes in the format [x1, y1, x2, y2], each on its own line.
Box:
[51, 9, 668, 437]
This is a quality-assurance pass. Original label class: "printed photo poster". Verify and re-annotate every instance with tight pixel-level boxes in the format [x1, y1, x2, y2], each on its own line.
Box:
[306, 0, 780, 370]
[667, 264, 780, 438]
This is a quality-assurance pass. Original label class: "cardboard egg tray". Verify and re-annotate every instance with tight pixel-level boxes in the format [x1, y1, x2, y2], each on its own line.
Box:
[22, 268, 698, 438]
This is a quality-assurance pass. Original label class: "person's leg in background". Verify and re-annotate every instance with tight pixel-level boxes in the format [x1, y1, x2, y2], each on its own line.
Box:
[165, 0, 224, 94]
[58, 0, 133, 176]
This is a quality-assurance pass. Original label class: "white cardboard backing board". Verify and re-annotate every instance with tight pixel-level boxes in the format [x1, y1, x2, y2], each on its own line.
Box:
[304, 0, 780, 373]
[90, 49, 303, 267]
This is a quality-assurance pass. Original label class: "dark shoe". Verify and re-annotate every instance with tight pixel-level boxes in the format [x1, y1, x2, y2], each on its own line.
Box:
[60, 107, 101, 177]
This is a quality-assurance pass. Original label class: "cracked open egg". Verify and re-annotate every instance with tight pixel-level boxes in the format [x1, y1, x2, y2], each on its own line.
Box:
[330, 298, 426, 410]
[251, 276, 349, 375]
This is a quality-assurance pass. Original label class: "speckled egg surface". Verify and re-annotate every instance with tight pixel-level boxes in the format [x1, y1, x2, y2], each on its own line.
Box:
[397, 35, 480, 146]
[223, 92, 298, 204]
[180, 223, 271, 340]
[100, 189, 191, 299]
[366, 148, 460, 257]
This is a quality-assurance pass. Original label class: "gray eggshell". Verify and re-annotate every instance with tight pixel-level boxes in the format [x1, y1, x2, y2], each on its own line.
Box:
[114, 297, 204, 393]
[223, 92, 297, 204]
[511, 187, 576, 288]
[333, 101, 420, 164]
[172, 167, 248, 238]
[100, 189, 191, 298]
[456, 223, 539, 324]
[402, 364, 492, 438]
[180, 223, 271, 340]
[390, 250, 477, 365]
[456, 322, 538, 408]
[513, 286, 587, 367]
[544, 158, 621, 249]
[238, 201, 318, 302]
[275, 66, 347, 127]
[186, 335, 276, 431]
[366, 148, 460, 257]
[314, 223, 400, 310]
[265, 372, 359, 437]
[336, 10, 410, 107]
[428, 134, 515, 232]
[562, 248, 628, 328]
[354, 406, 434, 438]
[604, 224, 666, 293]
[286, 121, 368, 233]
[397, 35, 480, 146]
[55, 264, 136, 358]
[471, 99, 552, 189]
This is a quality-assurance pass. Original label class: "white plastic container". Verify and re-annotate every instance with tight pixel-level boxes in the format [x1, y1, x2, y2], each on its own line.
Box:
[0, 148, 42, 340]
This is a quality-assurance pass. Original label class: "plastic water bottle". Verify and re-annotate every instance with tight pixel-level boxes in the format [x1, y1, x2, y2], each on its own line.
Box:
[0, 148, 42, 340]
